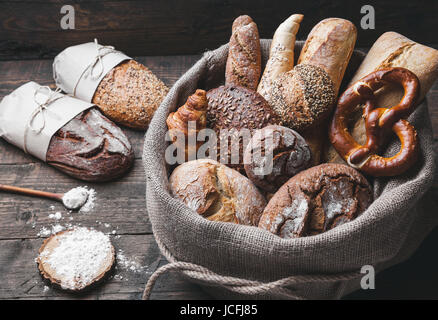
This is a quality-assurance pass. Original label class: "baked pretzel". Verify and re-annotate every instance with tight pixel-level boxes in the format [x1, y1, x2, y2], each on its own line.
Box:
[329, 67, 420, 176]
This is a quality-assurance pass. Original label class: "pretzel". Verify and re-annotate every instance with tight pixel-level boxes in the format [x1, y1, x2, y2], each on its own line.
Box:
[329, 67, 420, 176]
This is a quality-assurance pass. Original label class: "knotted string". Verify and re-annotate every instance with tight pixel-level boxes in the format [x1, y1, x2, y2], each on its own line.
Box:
[23, 86, 64, 154]
[72, 38, 118, 96]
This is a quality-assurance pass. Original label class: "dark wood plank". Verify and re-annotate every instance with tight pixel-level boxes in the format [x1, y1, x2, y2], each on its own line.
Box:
[0, 0, 437, 60]
[0, 159, 152, 240]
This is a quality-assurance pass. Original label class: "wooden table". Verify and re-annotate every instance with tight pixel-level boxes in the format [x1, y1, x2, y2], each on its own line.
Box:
[0, 55, 437, 300]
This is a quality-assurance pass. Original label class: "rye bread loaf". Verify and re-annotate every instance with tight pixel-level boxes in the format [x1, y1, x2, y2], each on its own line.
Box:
[258, 163, 372, 238]
[46, 108, 134, 182]
[92, 60, 169, 130]
[243, 125, 311, 193]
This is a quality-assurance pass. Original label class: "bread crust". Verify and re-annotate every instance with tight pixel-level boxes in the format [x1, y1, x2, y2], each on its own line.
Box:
[92, 60, 169, 130]
[46, 108, 134, 182]
[257, 14, 303, 101]
[258, 163, 372, 238]
[298, 18, 357, 95]
[225, 15, 262, 90]
[169, 159, 266, 226]
[243, 125, 311, 193]
[206, 85, 279, 173]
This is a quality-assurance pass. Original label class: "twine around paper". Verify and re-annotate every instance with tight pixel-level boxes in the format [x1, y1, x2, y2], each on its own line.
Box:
[23, 86, 64, 154]
[72, 39, 118, 97]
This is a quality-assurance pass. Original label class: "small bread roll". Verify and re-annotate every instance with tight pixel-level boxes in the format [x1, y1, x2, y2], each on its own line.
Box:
[268, 64, 335, 132]
[325, 32, 438, 164]
[243, 125, 311, 193]
[206, 85, 280, 173]
[169, 159, 266, 226]
[257, 14, 304, 101]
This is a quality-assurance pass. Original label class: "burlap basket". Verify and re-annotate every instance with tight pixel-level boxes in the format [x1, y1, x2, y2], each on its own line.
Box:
[142, 40, 437, 299]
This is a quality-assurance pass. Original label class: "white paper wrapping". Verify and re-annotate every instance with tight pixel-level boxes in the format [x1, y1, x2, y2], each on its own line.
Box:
[53, 40, 131, 102]
[0, 82, 94, 161]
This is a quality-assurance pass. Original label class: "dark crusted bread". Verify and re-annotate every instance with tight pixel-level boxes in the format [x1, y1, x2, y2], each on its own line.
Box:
[268, 64, 335, 132]
[169, 159, 266, 226]
[258, 163, 372, 238]
[46, 108, 134, 182]
[92, 60, 169, 130]
[206, 85, 280, 173]
[225, 15, 261, 90]
[243, 125, 312, 193]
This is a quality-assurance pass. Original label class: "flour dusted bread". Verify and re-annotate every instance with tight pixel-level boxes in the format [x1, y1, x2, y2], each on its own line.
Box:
[169, 159, 266, 226]
[244, 125, 312, 193]
[207, 85, 279, 173]
[259, 163, 372, 238]
[325, 32, 438, 164]
[47, 108, 134, 182]
[92, 60, 169, 130]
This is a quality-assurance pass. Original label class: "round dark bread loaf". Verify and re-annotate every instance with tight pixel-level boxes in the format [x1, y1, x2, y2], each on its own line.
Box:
[169, 159, 266, 226]
[258, 163, 372, 238]
[243, 125, 312, 193]
[268, 64, 336, 131]
[47, 108, 134, 182]
[206, 85, 280, 173]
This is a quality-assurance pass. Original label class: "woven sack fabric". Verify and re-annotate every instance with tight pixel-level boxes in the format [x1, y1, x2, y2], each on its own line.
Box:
[143, 40, 437, 299]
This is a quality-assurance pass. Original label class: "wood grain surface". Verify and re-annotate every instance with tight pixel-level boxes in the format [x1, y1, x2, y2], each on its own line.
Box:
[1, 0, 437, 60]
[0, 54, 437, 300]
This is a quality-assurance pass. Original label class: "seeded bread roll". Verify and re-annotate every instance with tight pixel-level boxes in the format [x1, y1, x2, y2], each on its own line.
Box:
[297, 18, 357, 95]
[92, 60, 169, 130]
[258, 163, 372, 238]
[47, 108, 134, 182]
[268, 64, 335, 132]
[225, 15, 261, 90]
[206, 85, 280, 173]
[257, 14, 304, 101]
[169, 159, 267, 226]
[243, 125, 312, 193]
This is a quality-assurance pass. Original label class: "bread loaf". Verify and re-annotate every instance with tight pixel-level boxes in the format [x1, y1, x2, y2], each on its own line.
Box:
[169, 159, 266, 226]
[297, 18, 357, 95]
[47, 108, 134, 182]
[92, 60, 169, 130]
[243, 125, 311, 193]
[325, 32, 438, 164]
[258, 163, 372, 238]
[225, 15, 261, 90]
[257, 14, 303, 101]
